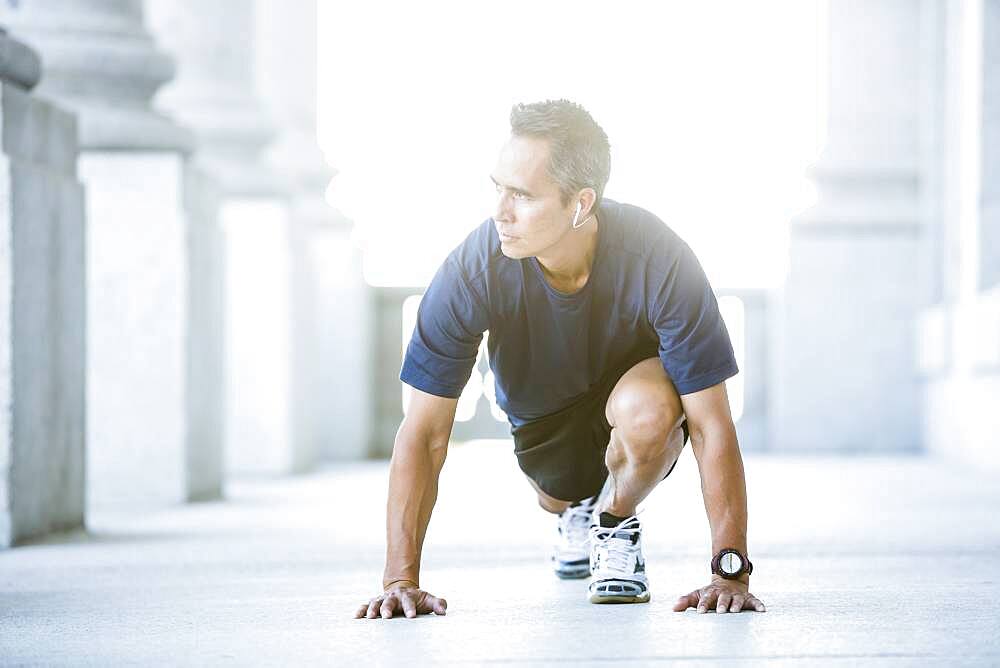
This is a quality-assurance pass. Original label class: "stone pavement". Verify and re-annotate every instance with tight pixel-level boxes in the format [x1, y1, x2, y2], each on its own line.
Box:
[2, 440, 999, 666]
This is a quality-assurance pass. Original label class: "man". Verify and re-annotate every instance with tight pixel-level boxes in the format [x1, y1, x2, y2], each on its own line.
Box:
[354, 99, 766, 619]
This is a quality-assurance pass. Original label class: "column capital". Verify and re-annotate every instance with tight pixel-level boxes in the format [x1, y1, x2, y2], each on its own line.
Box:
[1, 0, 194, 152]
[255, 0, 340, 221]
[0, 27, 41, 90]
[146, 0, 290, 198]
[793, 0, 923, 234]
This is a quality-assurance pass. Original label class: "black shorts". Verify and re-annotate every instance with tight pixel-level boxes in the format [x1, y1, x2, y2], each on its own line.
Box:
[510, 357, 689, 503]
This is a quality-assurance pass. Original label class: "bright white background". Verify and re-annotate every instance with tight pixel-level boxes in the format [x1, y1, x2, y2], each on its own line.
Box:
[317, 0, 825, 290]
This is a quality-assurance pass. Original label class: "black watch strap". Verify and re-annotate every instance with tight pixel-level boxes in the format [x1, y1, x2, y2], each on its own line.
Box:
[711, 548, 753, 579]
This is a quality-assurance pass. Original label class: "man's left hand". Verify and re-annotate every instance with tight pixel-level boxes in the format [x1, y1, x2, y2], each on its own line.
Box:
[673, 576, 766, 613]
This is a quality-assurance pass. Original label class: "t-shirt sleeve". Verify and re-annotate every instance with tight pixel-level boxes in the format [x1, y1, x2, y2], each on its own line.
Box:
[399, 258, 489, 398]
[646, 238, 739, 395]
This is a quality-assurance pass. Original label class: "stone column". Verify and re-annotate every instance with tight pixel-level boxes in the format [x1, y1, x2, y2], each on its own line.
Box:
[981, 0, 1000, 290]
[254, 0, 373, 465]
[917, 0, 1000, 473]
[771, 0, 925, 451]
[0, 29, 85, 547]
[147, 0, 305, 476]
[181, 162, 225, 499]
[3, 1, 201, 510]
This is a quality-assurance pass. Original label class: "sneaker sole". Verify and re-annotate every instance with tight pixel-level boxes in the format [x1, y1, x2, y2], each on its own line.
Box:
[587, 578, 650, 604]
[588, 590, 651, 604]
[554, 567, 591, 580]
[552, 559, 590, 580]
[553, 558, 591, 579]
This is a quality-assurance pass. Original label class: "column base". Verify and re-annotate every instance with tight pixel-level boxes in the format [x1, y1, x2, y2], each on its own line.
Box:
[917, 288, 1000, 473]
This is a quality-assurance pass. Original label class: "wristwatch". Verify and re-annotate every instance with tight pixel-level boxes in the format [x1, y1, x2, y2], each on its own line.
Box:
[711, 548, 753, 579]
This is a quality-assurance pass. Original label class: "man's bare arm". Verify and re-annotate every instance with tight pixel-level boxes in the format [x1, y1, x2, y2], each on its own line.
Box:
[383, 388, 458, 587]
[682, 382, 748, 572]
[673, 381, 766, 613]
[355, 387, 458, 619]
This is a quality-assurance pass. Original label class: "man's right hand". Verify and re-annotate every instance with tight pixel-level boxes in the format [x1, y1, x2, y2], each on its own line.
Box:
[353, 582, 448, 620]
[365, 388, 457, 621]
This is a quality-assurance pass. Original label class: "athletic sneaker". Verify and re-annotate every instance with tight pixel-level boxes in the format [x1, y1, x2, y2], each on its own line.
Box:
[551, 493, 599, 579]
[587, 515, 650, 603]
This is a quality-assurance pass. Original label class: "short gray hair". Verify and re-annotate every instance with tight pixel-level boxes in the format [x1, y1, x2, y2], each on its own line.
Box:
[509, 99, 611, 209]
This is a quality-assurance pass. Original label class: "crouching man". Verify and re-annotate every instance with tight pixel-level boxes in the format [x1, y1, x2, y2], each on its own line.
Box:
[354, 99, 766, 619]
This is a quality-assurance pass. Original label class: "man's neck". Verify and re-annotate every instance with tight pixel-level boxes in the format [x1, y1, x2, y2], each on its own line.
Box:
[535, 214, 600, 293]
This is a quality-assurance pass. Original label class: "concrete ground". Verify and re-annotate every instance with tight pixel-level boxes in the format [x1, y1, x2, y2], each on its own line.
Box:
[1, 440, 999, 666]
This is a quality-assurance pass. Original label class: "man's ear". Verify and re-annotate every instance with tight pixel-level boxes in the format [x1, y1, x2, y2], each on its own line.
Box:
[577, 188, 597, 217]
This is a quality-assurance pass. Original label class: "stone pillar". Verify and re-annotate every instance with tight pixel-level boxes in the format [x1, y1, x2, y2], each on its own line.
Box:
[917, 0, 1000, 474]
[182, 162, 225, 499]
[771, 0, 924, 451]
[311, 227, 374, 461]
[3, 0, 199, 510]
[981, 0, 1000, 290]
[0, 29, 86, 547]
[147, 0, 304, 476]
[254, 0, 373, 465]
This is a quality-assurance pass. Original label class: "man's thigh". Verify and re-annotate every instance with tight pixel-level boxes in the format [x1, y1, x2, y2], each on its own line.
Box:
[512, 355, 686, 503]
[511, 355, 653, 502]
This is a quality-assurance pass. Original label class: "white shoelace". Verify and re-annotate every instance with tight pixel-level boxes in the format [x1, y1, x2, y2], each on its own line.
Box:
[589, 514, 643, 576]
[558, 499, 597, 550]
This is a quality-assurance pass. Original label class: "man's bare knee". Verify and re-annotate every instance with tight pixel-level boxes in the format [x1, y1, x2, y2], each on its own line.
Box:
[606, 359, 682, 431]
[525, 474, 572, 514]
[605, 417, 686, 479]
[608, 401, 683, 466]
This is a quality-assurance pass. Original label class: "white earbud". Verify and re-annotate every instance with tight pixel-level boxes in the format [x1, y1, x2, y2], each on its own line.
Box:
[571, 201, 592, 229]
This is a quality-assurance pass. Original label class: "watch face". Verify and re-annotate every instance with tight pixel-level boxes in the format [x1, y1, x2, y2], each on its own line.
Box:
[720, 552, 743, 574]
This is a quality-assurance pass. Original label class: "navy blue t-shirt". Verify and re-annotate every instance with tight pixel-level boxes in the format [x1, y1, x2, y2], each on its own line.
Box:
[399, 198, 739, 427]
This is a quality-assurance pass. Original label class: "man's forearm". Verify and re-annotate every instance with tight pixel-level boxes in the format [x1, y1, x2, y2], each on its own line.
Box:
[691, 421, 749, 577]
[382, 431, 448, 589]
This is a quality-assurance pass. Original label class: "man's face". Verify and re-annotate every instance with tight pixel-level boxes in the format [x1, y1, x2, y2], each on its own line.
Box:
[490, 135, 574, 259]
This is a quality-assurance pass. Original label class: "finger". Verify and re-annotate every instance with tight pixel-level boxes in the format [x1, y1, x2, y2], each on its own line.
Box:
[673, 590, 701, 612]
[747, 595, 767, 612]
[730, 595, 745, 613]
[716, 592, 732, 614]
[400, 592, 418, 619]
[414, 591, 448, 615]
[380, 593, 398, 619]
[366, 597, 384, 619]
[354, 604, 369, 619]
[697, 589, 716, 614]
